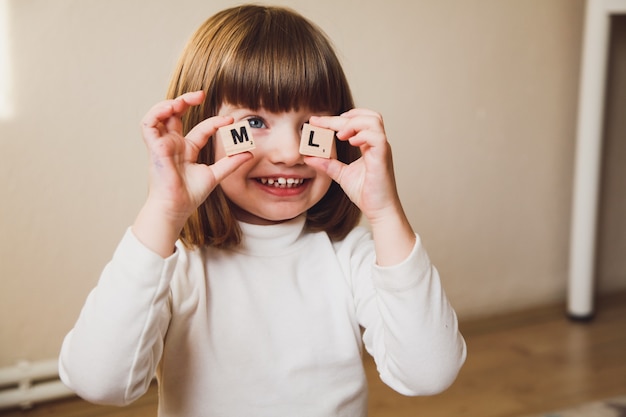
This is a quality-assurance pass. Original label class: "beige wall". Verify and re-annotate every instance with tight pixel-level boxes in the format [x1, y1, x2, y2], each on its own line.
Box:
[1, 0, 622, 367]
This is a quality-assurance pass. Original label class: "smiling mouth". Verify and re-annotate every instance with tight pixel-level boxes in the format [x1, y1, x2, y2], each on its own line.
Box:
[257, 177, 306, 188]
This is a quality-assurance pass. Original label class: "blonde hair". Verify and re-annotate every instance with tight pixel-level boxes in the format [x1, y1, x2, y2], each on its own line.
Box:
[167, 5, 361, 249]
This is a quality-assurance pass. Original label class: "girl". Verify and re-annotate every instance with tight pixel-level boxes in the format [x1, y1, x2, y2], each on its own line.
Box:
[59, 5, 466, 417]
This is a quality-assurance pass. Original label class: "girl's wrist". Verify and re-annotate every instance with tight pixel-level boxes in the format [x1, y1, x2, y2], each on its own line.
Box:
[132, 199, 189, 257]
[367, 203, 416, 267]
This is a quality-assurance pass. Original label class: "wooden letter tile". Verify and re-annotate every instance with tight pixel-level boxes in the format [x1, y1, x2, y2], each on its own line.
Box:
[299, 124, 334, 158]
[216, 121, 256, 156]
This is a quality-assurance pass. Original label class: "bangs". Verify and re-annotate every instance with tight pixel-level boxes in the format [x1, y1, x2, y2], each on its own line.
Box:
[209, 7, 350, 114]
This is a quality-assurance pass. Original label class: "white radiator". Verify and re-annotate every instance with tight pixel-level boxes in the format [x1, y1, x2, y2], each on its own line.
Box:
[0, 359, 75, 410]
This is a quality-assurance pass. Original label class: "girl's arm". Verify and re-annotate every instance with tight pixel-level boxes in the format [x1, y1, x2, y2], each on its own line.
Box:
[307, 111, 466, 394]
[344, 228, 466, 396]
[59, 229, 176, 405]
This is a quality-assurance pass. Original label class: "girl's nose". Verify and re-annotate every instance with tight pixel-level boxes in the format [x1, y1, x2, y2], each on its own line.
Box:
[266, 127, 304, 166]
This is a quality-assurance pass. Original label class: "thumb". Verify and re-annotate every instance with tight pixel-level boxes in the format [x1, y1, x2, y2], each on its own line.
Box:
[304, 157, 347, 185]
[210, 153, 254, 183]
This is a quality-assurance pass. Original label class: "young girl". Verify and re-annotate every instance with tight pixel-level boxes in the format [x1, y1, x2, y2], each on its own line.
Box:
[59, 5, 466, 416]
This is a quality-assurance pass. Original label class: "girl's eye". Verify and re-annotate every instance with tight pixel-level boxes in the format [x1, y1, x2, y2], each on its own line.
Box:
[246, 117, 265, 129]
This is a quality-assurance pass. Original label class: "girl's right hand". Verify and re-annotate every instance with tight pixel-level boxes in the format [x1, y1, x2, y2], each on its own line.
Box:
[133, 91, 252, 256]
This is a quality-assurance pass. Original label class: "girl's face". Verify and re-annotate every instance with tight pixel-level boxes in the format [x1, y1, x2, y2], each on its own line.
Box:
[215, 104, 335, 225]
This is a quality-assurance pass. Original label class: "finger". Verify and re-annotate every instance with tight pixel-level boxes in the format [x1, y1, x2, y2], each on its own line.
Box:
[340, 108, 383, 120]
[344, 129, 386, 149]
[308, 115, 349, 133]
[169, 91, 206, 117]
[164, 91, 207, 132]
[310, 113, 384, 142]
[140, 91, 206, 140]
[338, 114, 385, 140]
[142, 91, 203, 128]
[303, 156, 348, 185]
[186, 115, 234, 151]
[141, 102, 176, 140]
[210, 152, 254, 183]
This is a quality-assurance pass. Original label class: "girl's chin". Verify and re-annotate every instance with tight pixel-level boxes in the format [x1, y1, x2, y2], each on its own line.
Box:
[230, 206, 305, 225]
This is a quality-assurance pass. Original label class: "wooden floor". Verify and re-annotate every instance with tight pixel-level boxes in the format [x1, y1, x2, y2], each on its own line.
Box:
[3, 291, 626, 417]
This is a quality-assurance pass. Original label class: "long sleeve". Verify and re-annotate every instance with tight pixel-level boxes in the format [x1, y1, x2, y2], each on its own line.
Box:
[345, 230, 466, 396]
[59, 229, 176, 405]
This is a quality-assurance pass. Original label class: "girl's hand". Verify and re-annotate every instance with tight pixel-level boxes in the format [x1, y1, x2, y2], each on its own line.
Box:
[305, 109, 416, 265]
[134, 91, 252, 256]
[306, 109, 400, 225]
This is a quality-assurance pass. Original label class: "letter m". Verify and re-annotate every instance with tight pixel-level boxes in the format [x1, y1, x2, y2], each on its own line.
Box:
[230, 127, 250, 145]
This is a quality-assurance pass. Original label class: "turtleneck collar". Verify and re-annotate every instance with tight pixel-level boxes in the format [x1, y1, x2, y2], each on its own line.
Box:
[235, 214, 307, 256]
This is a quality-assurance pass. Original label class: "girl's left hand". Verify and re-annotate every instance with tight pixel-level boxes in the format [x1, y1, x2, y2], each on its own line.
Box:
[305, 109, 402, 225]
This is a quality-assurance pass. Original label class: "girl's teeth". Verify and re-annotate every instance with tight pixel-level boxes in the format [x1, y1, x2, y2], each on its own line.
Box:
[259, 177, 304, 188]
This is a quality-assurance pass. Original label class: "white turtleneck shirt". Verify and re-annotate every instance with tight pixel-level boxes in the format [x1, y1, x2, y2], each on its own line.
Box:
[59, 215, 466, 417]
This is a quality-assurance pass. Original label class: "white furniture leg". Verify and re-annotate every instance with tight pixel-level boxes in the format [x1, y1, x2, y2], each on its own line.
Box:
[568, 0, 626, 319]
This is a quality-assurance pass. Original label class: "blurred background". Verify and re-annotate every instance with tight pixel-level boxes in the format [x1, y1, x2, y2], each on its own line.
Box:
[0, 0, 624, 371]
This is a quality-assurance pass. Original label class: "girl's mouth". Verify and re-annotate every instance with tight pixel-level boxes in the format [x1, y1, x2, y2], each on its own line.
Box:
[256, 177, 306, 188]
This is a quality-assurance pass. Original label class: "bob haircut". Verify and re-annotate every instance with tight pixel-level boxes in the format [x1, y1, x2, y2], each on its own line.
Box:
[167, 4, 361, 249]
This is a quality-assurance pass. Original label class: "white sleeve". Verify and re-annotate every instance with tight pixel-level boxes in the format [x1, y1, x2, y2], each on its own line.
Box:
[58, 228, 176, 405]
[346, 230, 467, 396]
